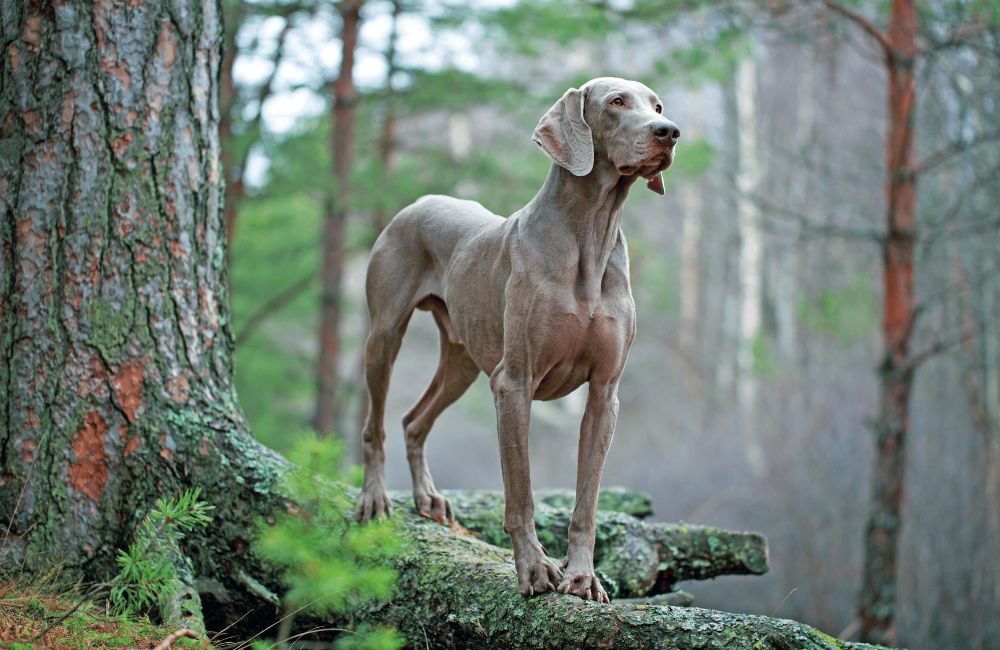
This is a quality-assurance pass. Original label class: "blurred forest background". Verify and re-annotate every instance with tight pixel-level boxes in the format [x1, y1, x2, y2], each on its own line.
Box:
[220, 1, 999, 648]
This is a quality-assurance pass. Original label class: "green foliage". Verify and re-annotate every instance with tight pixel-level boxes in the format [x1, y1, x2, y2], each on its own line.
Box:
[254, 435, 402, 649]
[478, 0, 618, 55]
[671, 137, 715, 178]
[669, 34, 746, 82]
[108, 489, 213, 617]
[751, 330, 778, 377]
[799, 274, 878, 345]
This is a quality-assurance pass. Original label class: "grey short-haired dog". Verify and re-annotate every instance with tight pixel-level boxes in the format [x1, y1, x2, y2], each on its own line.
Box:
[355, 77, 679, 603]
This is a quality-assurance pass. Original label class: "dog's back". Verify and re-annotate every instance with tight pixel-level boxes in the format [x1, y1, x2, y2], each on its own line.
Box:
[366, 195, 503, 314]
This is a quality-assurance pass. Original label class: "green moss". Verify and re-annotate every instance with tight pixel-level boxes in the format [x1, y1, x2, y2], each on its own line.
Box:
[87, 295, 136, 358]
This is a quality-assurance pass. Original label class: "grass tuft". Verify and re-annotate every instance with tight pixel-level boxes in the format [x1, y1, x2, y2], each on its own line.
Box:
[0, 577, 212, 650]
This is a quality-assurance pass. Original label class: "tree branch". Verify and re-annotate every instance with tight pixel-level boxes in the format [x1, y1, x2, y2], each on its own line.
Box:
[750, 190, 885, 243]
[914, 128, 1000, 176]
[820, 0, 892, 55]
[153, 629, 198, 650]
[908, 328, 976, 371]
[235, 273, 314, 345]
[920, 21, 989, 54]
[234, 12, 297, 186]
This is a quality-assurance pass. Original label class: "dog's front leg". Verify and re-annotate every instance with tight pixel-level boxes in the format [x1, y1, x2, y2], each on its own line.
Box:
[559, 380, 618, 604]
[491, 366, 562, 596]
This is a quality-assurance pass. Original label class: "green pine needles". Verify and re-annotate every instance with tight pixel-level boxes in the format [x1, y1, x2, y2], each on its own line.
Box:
[254, 434, 402, 649]
[109, 488, 213, 617]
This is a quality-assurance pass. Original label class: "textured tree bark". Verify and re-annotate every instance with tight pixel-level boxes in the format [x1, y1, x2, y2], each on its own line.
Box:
[316, 0, 363, 436]
[0, 0, 286, 612]
[438, 489, 768, 598]
[335, 494, 884, 650]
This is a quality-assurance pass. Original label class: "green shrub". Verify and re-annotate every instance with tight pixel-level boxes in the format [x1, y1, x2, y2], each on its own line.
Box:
[108, 488, 212, 618]
[254, 434, 402, 649]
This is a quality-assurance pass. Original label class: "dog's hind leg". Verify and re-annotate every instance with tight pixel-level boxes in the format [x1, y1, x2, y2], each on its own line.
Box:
[356, 267, 418, 522]
[402, 299, 479, 523]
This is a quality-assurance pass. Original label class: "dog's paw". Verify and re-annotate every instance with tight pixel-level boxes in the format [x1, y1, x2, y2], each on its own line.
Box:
[414, 490, 454, 525]
[516, 556, 563, 597]
[355, 486, 393, 523]
[558, 571, 611, 604]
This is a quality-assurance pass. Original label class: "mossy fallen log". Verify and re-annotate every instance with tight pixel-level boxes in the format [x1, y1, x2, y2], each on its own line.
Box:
[434, 489, 768, 597]
[339, 500, 883, 650]
[533, 486, 654, 519]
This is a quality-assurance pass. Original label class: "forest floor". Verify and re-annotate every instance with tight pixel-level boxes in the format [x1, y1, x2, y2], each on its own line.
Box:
[0, 579, 212, 650]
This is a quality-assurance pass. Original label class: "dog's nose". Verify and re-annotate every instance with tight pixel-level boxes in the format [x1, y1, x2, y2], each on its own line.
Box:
[652, 120, 680, 143]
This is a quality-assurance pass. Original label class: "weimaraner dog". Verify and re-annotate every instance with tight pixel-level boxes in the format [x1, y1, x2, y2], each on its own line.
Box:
[356, 77, 679, 603]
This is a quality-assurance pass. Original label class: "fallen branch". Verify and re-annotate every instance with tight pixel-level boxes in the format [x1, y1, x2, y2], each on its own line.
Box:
[332, 497, 882, 650]
[438, 488, 768, 597]
[153, 628, 198, 650]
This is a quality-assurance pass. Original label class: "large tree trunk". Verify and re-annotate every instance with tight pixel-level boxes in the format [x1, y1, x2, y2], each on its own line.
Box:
[316, 0, 363, 436]
[0, 0, 286, 611]
[858, 0, 919, 645]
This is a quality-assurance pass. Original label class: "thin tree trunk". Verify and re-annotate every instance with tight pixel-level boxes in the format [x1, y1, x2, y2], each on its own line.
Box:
[220, 4, 296, 250]
[859, 1, 918, 644]
[0, 0, 286, 608]
[316, 0, 363, 436]
[734, 52, 765, 476]
[220, 0, 243, 247]
[353, 0, 403, 458]
[774, 42, 817, 364]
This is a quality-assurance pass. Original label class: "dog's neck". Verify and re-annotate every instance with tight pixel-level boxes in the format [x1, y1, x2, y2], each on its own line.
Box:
[522, 158, 638, 304]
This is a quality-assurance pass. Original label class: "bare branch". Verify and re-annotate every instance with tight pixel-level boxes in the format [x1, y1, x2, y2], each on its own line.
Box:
[235, 273, 315, 346]
[908, 328, 975, 371]
[920, 158, 1000, 254]
[915, 128, 1000, 176]
[234, 14, 297, 185]
[153, 629, 198, 650]
[920, 21, 989, 54]
[819, 0, 892, 55]
[750, 190, 885, 242]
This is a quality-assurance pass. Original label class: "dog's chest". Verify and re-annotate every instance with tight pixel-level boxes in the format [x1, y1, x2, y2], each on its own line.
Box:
[530, 288, 635, 399]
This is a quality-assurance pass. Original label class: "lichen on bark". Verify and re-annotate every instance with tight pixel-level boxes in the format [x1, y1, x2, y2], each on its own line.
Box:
[437, 488, 767, 597]
[331, 493, 885, 650]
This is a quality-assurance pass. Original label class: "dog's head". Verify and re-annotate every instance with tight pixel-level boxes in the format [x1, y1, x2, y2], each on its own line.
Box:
[532, 77, 679, 194]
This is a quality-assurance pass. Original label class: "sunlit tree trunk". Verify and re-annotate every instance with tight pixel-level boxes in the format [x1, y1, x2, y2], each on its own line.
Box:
[679, 87, 704, 396]
[0, 0, 285, 611]
[316, 0, 363, 436]
[734, 52, 765, 475]
[773, 44, 817, 364]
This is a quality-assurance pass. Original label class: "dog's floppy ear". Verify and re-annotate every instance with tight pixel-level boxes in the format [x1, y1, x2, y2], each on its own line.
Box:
[532, 88, 594, 177]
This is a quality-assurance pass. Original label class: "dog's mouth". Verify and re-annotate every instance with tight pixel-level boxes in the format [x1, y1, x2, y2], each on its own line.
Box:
[617, 148, 673, 179]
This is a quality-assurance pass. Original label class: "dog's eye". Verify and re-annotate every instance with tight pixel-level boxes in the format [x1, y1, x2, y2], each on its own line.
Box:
[655, 104, 662, 114]
[611, 97, 624, 106]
